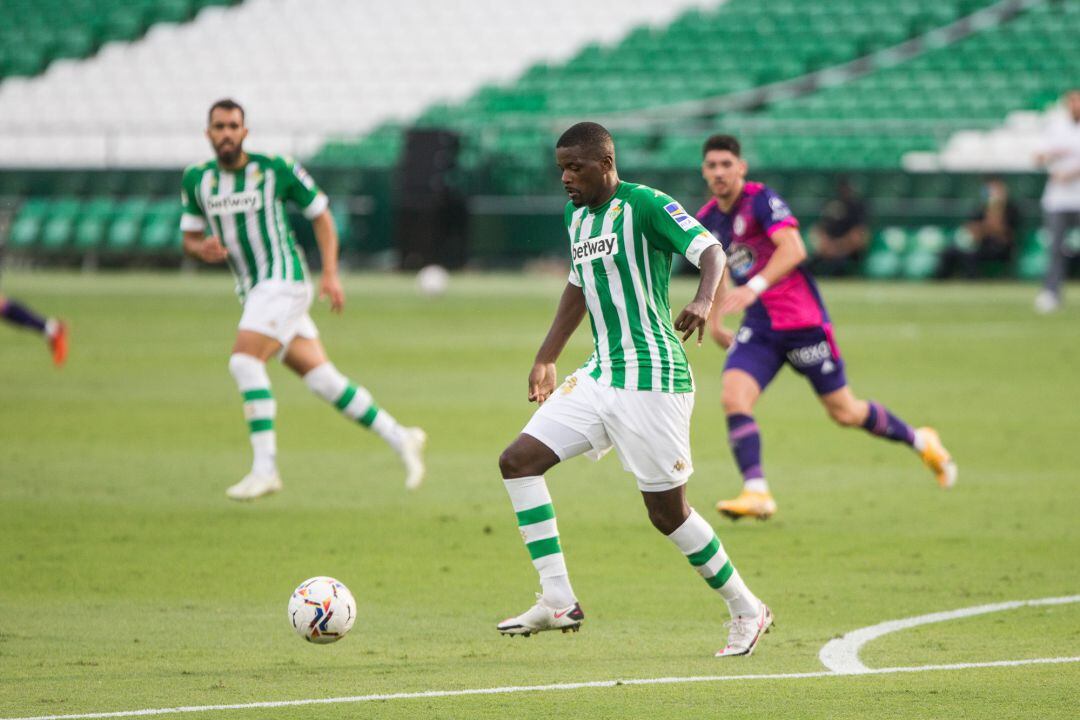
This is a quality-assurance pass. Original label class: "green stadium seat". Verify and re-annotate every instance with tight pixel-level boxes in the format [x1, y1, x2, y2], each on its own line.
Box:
[73, 198, 117, 252]
[863, 226, 910, 279]
[105, 199, 150, 253]
[40, 198, 82, 253]
[139, 199, 182, 254]
[8, 198, 50, 250]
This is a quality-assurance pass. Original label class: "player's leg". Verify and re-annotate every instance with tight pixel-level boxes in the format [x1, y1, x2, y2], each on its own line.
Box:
[225, 329, 284, 500]
[716, 326, 784, 520]
[0, 294, 68, 366]
[1036, 210, 1068, 313]
[496, 372, 606, 636]
[283, 330, 426, 490]
[609, 386, 771, 657]
[818, 385, 957, 488]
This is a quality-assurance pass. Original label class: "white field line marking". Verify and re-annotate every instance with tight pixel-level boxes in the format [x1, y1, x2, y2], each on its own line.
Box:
[6, 657, 1079, 720]
[819, 594, 1080, 674]
[6, 596, 1079, 720]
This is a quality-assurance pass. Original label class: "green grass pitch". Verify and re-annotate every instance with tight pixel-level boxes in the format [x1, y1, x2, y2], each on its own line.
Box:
[1, 272, 1077, 719]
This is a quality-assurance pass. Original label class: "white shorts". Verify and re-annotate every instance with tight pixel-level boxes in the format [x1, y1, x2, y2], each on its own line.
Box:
[521, 369, 695, 492]
[238, 280, 319, 348]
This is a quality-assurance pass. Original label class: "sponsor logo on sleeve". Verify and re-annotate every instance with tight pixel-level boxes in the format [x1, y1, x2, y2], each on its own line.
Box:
[205, 191, 263, 215]
[664, 201, 700, 230]
[571, 232, 619, 266]
[769, 195, 792, 221]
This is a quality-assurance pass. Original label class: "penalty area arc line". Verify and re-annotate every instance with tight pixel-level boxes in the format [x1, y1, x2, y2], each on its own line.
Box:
[818, 594, 1080, 674]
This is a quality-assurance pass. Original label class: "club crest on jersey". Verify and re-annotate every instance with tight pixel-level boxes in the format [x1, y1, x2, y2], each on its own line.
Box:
[607, 202, 623, 220]
[206, 191, 263, 216]
[664, 201, 698, 230]
[572, 233, 618, 266]
[733, 215, 747, 236]
[728, 243, 756, 279]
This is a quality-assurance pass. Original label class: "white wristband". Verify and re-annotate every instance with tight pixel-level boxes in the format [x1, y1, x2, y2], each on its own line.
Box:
[747, 274, 769, 296]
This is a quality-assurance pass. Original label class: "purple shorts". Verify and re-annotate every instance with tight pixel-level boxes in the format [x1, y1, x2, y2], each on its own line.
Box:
[724, 322, 847, 396]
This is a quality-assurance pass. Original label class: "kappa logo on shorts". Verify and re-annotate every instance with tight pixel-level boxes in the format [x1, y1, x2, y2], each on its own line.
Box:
[560, 375, 578, 395]
[736, 327, 754, 344]
[206, 190, 263, 215]
[572, 233, 618, 266]
[786, 341, 832, 368]
[673, 459, 687, 473]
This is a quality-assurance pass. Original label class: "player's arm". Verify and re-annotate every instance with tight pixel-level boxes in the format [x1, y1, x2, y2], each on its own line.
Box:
[179, 166, 227, 263]
[707, 268, 735, 348]
[675, 244, 726, 345]
[182, 231, 228, 263]
[529, 281, 587, 404]
[718, 228, 807, 316]
[310, 208, 344, 313]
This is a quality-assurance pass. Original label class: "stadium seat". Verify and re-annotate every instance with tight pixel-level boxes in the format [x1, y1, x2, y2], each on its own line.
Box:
[39, 198, 82, 253]
[863, 226, 909, 279]
[104, 199, 150, 253]
[139, 199, 182, 254]
[7, 198, 50, 250]
[73, 198, 116, 252]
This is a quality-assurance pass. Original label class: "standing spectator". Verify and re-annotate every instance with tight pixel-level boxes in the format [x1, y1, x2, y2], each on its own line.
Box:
[809, 177, 869, 277]
[938, 176, 1021, 279]
[1034, 89, 1080, 313]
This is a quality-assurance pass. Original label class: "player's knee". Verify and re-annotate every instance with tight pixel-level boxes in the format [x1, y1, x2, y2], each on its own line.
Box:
[721, 388, 751, 415]
[498, 446, 531, 479]
[228, 352, 267, 385]
[827, 404, 861, 427]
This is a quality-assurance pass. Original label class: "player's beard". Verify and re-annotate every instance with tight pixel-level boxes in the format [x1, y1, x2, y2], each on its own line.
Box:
[215, 140, 242, 166]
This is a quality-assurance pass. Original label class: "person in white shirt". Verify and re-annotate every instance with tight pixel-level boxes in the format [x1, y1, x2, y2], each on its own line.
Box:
[1034, 89, 1080, 313]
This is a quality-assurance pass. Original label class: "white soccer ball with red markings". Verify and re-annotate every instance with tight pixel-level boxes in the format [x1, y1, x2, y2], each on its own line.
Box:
[288, 576, 356, 644]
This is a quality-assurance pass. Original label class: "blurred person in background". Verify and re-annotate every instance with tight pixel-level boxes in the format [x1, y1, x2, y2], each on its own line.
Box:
[937, 176, 1021, 280]
[696, 134, 956, 522]
[0, 293, 67, 366]
[1034, 88, 1080, 313]
[808, 177, 869, 277]
[181, 99, 425, 501]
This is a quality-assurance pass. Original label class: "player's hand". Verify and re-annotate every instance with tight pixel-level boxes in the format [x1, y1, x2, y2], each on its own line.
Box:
[674, 298, 712, 346]
[197, 237, 229, 264]
[528, 362, 557, 405]
[319, 272, 345, 314]
[718, 286, 758, 316]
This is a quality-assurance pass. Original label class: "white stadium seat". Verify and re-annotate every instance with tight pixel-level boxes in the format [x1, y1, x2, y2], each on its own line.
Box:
[0, 0, 717, 167]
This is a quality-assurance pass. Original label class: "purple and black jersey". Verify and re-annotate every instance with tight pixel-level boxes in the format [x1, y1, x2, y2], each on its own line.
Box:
[697, 182, 847, 396]
[696, 181, 829, 331]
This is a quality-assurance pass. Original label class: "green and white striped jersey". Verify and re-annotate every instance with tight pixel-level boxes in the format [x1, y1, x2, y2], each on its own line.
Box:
[566, 181, 720, 394]
[180, 153, 328, 297]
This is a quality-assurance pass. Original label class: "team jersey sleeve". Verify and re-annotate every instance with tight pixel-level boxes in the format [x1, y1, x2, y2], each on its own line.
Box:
[179, 165, 207, 233]
[753, 187, 799, 238]
[639, 188, 720, 268]
[279, 156, 329, 219]
[564, 202, 583, 287]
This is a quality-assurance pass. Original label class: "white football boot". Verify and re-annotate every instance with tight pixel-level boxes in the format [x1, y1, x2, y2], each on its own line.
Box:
[226, 472, 282, 501]
[400, 427, 427, 490]
[497, 594, 585, 637]
[715, 603, 773, 657]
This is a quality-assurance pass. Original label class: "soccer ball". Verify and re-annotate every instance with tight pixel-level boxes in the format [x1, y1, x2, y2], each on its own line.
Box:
[287, 576, 357, 644]
[416, 264, 449, 297]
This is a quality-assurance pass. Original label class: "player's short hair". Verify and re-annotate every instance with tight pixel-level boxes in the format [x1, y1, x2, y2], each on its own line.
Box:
[702, 134, 741, 158]
[208, 98, 245, 124]
[556, 122, 615, 160]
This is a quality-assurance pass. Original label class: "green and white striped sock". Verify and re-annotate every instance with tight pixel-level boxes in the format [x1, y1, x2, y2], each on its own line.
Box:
[503, 475, 576, 607]
[668, 509, 760, 617]
[304, 362, 406, 453]
[228, 353, 277, 476]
